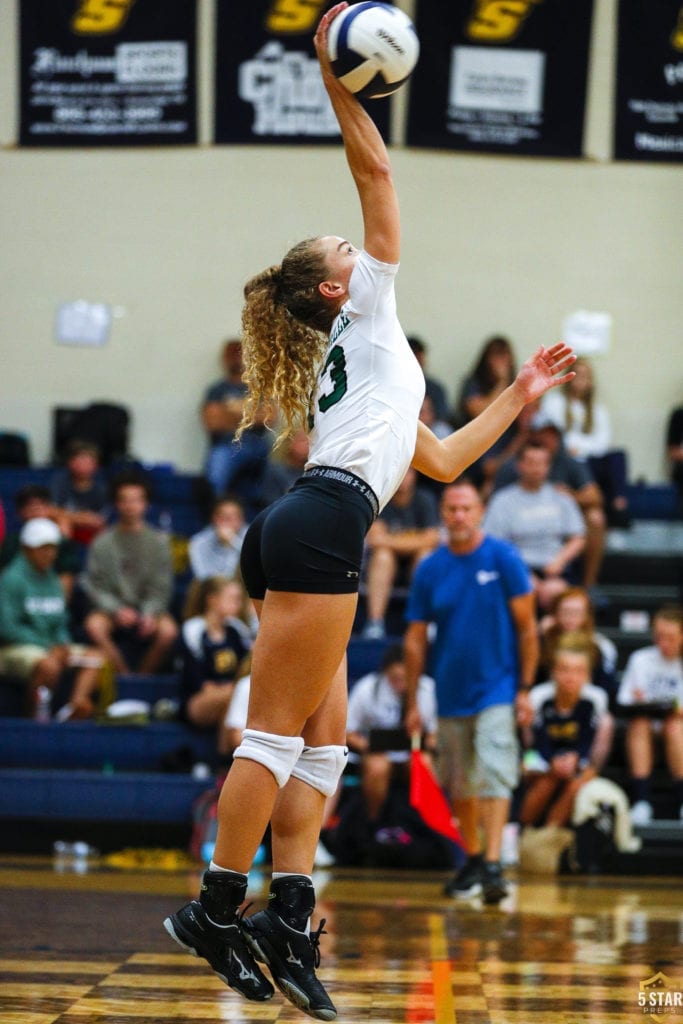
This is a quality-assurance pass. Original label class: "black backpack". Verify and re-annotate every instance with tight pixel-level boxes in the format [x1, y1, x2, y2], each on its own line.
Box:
[0, 432, 30, 466]
[53, 403, 130, 465]
[327, 785, 455, 870]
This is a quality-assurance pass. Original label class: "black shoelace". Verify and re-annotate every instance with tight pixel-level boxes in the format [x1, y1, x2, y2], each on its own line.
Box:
[308, 918, 327, 969]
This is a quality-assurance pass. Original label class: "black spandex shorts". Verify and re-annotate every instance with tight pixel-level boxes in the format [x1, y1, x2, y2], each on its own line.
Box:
[240, 474, 375, 598]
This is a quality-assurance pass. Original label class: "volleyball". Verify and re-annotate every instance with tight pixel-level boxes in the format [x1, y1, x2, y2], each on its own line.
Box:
[327, 2, 419, 100]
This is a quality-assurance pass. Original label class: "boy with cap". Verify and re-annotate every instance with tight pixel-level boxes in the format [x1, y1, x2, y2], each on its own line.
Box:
[0, 518, 102, 718]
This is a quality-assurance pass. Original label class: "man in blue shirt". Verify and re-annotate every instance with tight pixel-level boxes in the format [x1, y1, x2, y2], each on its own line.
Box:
[404, 479, 539, 903]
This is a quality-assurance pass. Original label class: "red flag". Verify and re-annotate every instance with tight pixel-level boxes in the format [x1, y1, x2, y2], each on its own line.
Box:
[409, 743, 464, 847]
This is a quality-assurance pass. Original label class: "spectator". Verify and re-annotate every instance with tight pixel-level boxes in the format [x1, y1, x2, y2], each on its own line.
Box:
[404, 479, 539, 904]
[415, 395, 454, 502]
[485, 441, 586, 612]
[49, 438, 109, 545]
[346, 643, 437, 822]
[666, 404, 683, 514]
[454, 335, 524, 493]
[82, 473, 178, 674]
[407, 335, 450, 423]
[418, 393, 451, 441]
[201, 337, 272, 506]
[520, 634, 614, 828]
[538, 358, 630, 528]
[0, 518, 103, 718]
[616, 604, 683, 825]
[189, 496, 248, 581]
[179, 576, 253, 743]
[539, 587, 618, 699]
[258, 428, 310, 509]
[495, 416, 606, 596]
[361, 467, 440, 639]
[0, 485, 82, 603]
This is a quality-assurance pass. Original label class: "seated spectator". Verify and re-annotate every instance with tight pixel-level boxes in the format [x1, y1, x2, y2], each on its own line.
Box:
[454, 335, 524, 493]
[49, 438, 109, 545]
[419, 394, 451, 440]
[484, 442, 586, 611]
[258, 428, 309, 509]
[361, 467, 440, 639]
[201, 337, 272, 508]
[520, 635, 614, 827]
[346, 644, 438, 823]
[539, 587, 618, 699]
[407, 335, 451, 423]
[538, 358, 630, 528]
[0, 485, 82, 603]
[82, 473, 178, 674]
[666, 404, 683, 515]
[616, 604, 683, 825]
[178, 576, 253, 741]
[415, 395, 453, 502]
[495, 415, 606, 595]
[188, 496, 247, 581]
[220, 670, 252, 760]
[0, 518, 103, 718]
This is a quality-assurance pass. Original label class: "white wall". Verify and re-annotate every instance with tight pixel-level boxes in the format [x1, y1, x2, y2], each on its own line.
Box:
[1, 0, 681, 481]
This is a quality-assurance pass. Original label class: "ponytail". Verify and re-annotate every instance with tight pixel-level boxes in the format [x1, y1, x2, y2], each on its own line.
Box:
[238, 238, 335, 445]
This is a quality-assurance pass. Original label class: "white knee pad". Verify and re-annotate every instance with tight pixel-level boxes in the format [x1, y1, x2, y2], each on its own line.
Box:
[289, 744, 348, 797]
[233, 729, 305, 788]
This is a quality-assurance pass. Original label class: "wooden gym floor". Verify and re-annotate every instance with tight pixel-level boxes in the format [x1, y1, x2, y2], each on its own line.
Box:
[1, 855, 682, 1023]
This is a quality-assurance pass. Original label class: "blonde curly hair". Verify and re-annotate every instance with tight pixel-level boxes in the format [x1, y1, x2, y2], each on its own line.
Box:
[238, 237, 337, 446]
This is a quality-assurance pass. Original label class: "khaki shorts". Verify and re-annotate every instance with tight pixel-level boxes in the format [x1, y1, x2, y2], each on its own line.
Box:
[0, 643, 99, 680]
[437, 703, 519, 801]
[0, 644, 48, 679]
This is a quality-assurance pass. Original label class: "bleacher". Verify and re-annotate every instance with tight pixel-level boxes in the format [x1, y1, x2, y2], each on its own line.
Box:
[0, 464, 681, 862]
[0, 455, 391, 853]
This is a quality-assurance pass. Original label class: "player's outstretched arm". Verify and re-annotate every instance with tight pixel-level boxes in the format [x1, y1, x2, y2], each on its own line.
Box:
[314, 3, 400, 264]
[413, 343, 576, 483]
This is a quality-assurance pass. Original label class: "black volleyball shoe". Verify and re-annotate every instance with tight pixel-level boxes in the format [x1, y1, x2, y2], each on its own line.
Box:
[163, 870, 274, 1002]
[241, 875, 337, 1021]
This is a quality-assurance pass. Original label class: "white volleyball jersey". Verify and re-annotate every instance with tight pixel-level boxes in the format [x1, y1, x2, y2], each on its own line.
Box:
[307, 250, 425, 512]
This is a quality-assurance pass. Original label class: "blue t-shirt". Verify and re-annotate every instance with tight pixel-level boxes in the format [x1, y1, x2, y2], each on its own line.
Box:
[405, 536, 532, 716]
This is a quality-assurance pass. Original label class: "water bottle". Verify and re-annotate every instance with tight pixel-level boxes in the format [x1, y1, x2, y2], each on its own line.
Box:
[34, 686, 52, 723]
[158, 509, 173, 535]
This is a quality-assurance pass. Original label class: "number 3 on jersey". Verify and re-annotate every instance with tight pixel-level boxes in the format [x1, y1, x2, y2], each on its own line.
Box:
[318, 344, 348, 412]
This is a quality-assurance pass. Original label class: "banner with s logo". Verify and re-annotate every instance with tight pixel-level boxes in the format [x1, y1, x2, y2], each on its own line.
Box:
[406, 0, 593, 157]
[213, 0, 390, 145]
[615, 0, 683, 161]
[19, 0, 197, 146]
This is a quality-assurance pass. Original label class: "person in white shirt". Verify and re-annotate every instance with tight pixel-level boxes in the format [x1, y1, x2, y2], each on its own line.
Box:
[163, 5, 577, 1018]
[346, 644, 437, 821]
[539, 357, 630, 527]
[189, 497, 248, 581]
[616, 604, 683, 825]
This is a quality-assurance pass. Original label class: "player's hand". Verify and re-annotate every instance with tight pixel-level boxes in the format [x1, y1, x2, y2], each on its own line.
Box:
[512, 343, 576, 405]
[314, 3, 347, 74]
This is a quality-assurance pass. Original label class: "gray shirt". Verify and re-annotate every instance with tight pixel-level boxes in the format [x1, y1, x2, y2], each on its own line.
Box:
[483, 483, 585, 569]
[83, 525, 173, 616]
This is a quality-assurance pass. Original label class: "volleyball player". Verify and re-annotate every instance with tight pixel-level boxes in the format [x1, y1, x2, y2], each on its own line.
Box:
[164, 5, 575, 1020]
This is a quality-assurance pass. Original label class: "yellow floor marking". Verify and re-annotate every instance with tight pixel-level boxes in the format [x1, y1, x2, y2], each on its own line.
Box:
[429, 914, 457, 1024]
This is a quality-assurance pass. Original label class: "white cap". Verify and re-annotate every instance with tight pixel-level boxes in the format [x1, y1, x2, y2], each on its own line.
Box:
[20, 517, 61, 548]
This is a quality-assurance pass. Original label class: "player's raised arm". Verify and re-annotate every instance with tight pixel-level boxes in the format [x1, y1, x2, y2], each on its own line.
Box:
[314, 4, 400, 265]
[413, 343, 576, 482]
